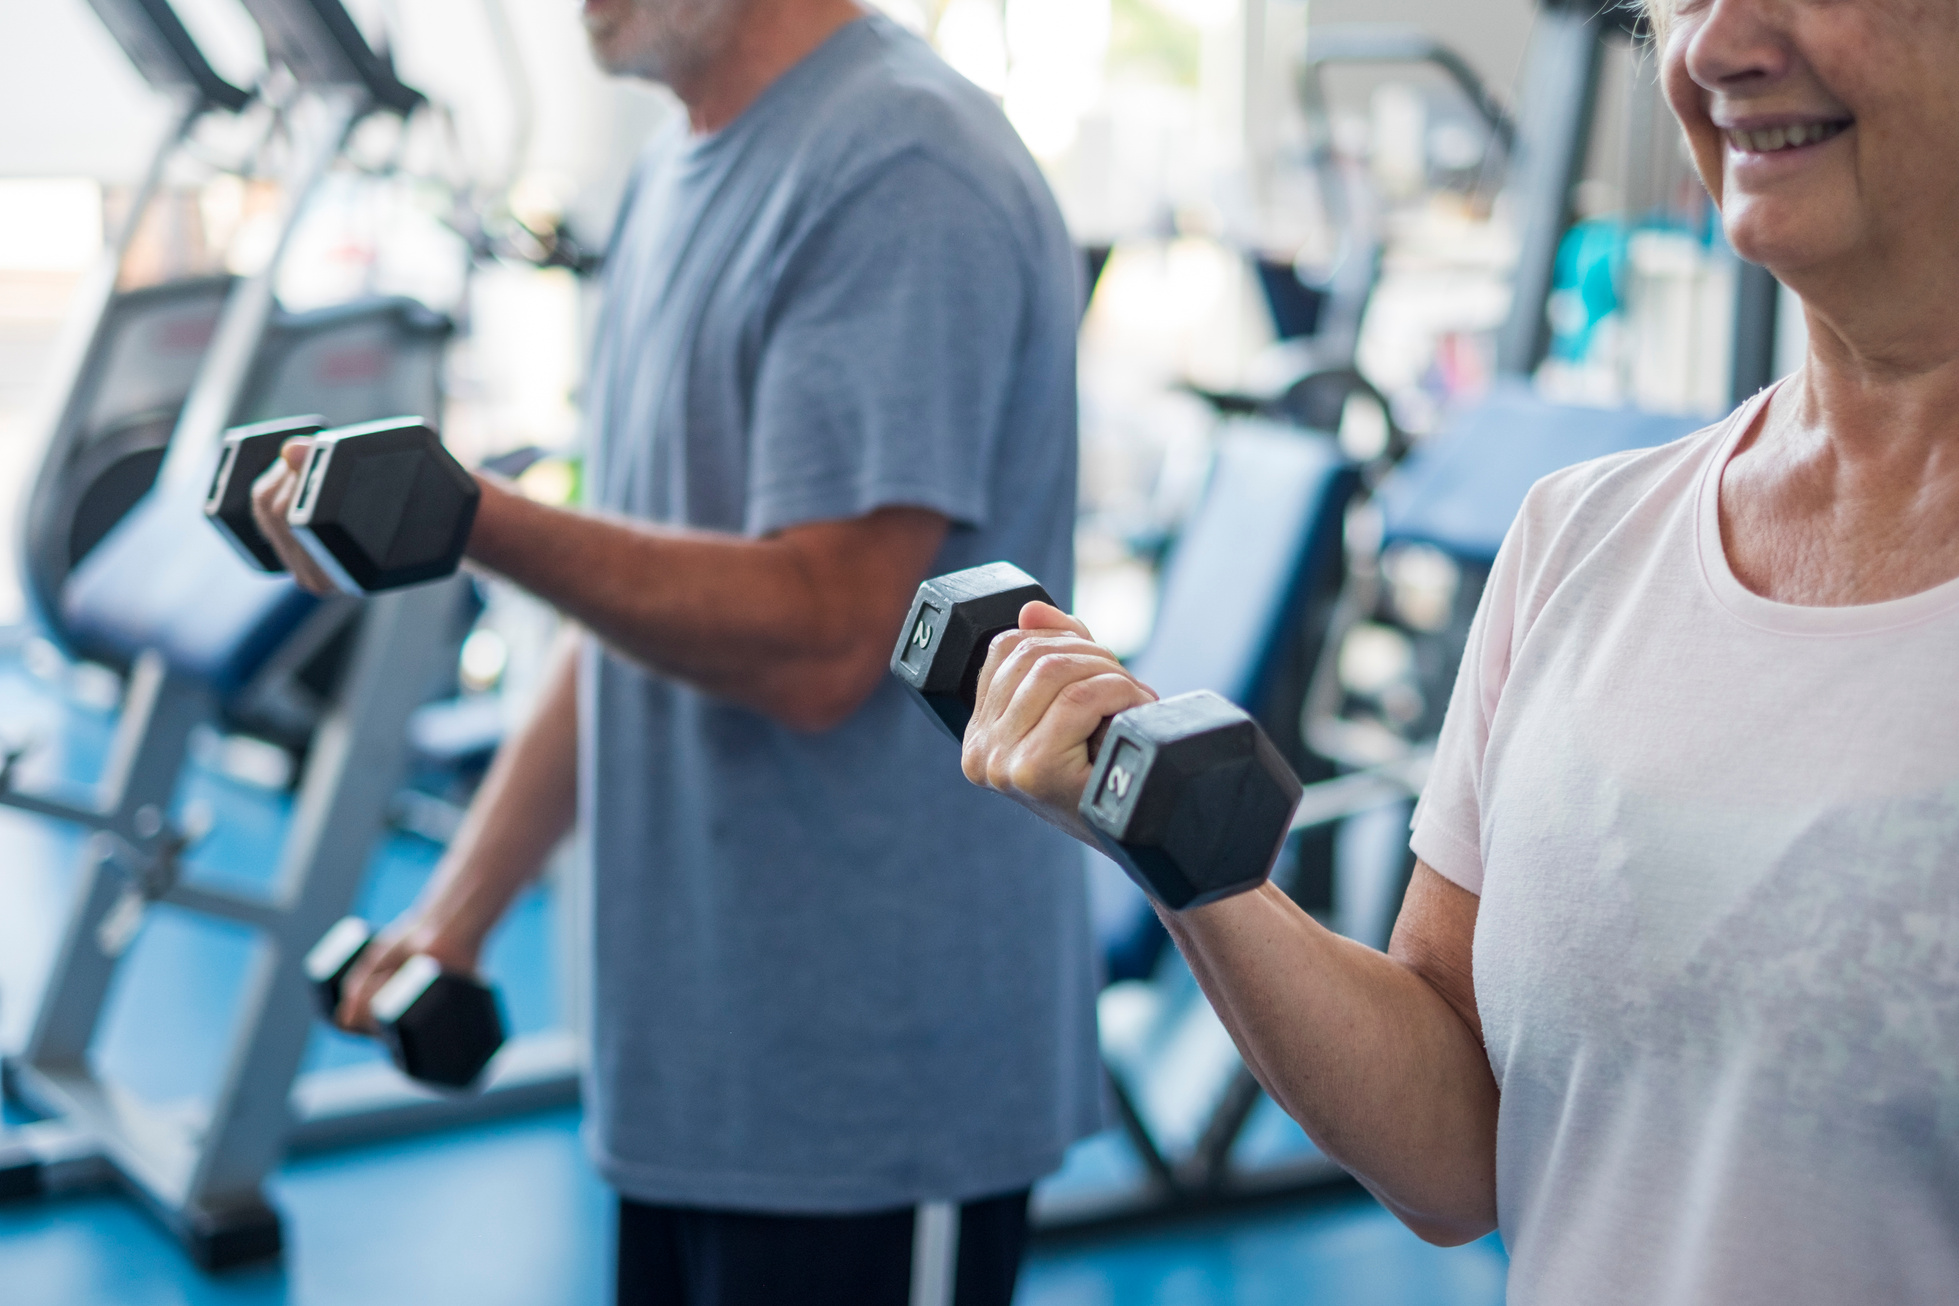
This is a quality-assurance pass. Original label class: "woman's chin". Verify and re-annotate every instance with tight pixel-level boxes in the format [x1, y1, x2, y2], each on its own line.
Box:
[1721, 205, 1852, 283]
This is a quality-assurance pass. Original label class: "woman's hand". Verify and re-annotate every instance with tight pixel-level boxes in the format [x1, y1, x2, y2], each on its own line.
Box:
[959, 600, 1158, 844]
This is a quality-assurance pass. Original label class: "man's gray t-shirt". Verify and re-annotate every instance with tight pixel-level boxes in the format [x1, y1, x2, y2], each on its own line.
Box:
[576, 16, 1101, 1212]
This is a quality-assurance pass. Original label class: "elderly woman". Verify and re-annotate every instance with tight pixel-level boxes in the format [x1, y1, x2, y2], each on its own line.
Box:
[959, 0, 1959, 1300]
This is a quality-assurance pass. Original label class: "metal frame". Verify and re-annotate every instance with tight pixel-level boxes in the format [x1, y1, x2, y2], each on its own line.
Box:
[83, 0, 251, 112]
[1494, 3, 1624, 376]
[2, 0, 581, 1268]
[0, 580, 480, 1265]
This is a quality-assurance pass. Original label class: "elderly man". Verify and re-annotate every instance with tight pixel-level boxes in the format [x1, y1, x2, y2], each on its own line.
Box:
[252, 1, 1098, 1301]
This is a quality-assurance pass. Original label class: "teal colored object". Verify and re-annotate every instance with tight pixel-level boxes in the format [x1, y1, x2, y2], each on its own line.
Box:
[1546, 217, 1628, 364]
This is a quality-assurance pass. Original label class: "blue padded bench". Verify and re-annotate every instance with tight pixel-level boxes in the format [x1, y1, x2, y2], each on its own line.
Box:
[1377, 381, 1709, 565]
[1093, 421, 1358, 980]
[60, 481, 320, 701]
[1130, 425, 1356, 703]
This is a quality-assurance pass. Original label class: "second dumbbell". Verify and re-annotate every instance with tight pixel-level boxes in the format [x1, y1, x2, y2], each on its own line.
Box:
[890, 562, 1303, 910]
[304, 916, 506, 1091]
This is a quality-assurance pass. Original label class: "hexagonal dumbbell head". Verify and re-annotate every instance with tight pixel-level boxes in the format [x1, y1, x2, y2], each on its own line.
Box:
[1079, 690, 1303, 910]
[287, 417, 480, 594]
[203, 414, 324, 572]
[890, 561, 1056, 740]
[371, 955, 507, 1091]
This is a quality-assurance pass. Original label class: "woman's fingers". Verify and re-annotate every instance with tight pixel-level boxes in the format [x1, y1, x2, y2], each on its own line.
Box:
[955, 598, 1161, 839]
[965, 669, 1158, 838]
[1001, 670, 1156, 793]
[1017, 600, 1093, 639]
[971, 628, 1115, 730]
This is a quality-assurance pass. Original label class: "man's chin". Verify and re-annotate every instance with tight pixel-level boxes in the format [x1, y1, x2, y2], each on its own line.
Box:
[585, 27, 663, 81]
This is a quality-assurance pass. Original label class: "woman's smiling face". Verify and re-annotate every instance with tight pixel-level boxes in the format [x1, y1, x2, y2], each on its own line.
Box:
[1661, 0, 1959, 291]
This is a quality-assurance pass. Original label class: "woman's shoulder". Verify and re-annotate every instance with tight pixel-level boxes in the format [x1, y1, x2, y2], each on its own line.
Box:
[1492, 409, 1741, 607]
[1513, 415, 1731, 555]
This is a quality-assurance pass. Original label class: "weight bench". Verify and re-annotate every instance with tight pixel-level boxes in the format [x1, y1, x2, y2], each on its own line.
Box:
[0, 479, 573, 1268]
[1377, 380, 1708, 566]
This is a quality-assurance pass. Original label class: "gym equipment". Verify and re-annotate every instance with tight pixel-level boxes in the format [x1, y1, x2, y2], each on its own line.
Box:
[1299, 2, 1717, 769]
[1183, 27, 1514, 451]
[306, 918, 507, 1090]
[205, 415, 325, 571]
[0, 0, 581, 1270]
[17, 0, 252, 639]
[893, 563, 1303, 910]
[85, 0, 251, 113]
[21, 0, 456, 766]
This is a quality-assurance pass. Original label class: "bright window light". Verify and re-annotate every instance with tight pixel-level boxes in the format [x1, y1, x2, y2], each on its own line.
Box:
[0, 179, 103, 273]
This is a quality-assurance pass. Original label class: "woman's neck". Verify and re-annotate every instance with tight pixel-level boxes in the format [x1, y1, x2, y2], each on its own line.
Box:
[1718, 307, 1959, 605]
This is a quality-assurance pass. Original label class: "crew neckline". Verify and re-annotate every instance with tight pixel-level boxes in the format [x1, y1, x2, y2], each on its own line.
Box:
[680, 13, 877, 162]
[1695, 383, 1959, 636]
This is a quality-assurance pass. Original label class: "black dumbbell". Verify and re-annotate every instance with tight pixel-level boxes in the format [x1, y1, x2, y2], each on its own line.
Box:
[890, 562, 1303, 909]
[303, 916, 506, 1091]
[203, 414, 325, 571]
[203, 415, 480, 594]
[891, 561, 1057, 739]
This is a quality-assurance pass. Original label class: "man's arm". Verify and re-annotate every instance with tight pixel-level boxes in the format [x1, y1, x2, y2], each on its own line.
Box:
[335, 629, 581, 1029]
[251, 446, 951, 732]
[464, 479, 949, 731]
[961, 601, 1498, 1243]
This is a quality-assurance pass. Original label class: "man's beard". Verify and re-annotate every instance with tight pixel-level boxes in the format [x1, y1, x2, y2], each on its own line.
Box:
[586, 0, 745, 85]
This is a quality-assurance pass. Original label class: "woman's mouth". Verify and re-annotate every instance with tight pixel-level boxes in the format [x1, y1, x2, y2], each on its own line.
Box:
[1724, 119, 1852, 153]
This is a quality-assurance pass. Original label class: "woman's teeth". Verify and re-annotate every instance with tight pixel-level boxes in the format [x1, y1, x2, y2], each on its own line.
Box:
[1727, 120, 1849, 152]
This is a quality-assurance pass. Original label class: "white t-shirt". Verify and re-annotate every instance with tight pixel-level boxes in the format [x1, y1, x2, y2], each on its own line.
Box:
[1411, 388, 1959, 1304]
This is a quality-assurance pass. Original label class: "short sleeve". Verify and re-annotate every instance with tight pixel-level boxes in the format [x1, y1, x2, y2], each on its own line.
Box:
[1408, 518, 1530, 896]
[744, 150, 1027, 536]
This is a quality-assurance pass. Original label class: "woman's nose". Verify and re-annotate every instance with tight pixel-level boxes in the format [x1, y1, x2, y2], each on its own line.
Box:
[1684, 0, 1793, 94]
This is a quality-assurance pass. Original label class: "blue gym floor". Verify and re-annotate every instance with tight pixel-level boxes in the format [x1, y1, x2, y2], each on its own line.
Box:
[0, 640, 1508, 1304]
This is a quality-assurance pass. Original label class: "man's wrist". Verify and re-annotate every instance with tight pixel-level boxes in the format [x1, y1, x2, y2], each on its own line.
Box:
[410, 872, 506, 970]
[465, 472, 520, 574]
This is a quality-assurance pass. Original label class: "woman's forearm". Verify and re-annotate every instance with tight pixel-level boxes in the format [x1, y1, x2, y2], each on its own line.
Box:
[1163, 879, 1499, 1244]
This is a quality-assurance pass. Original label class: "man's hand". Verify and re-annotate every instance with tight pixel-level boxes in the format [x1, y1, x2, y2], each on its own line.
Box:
[249, 437, 346, 596]
[332, 911, 486, 1034]
[959, 600, 1157, 844]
